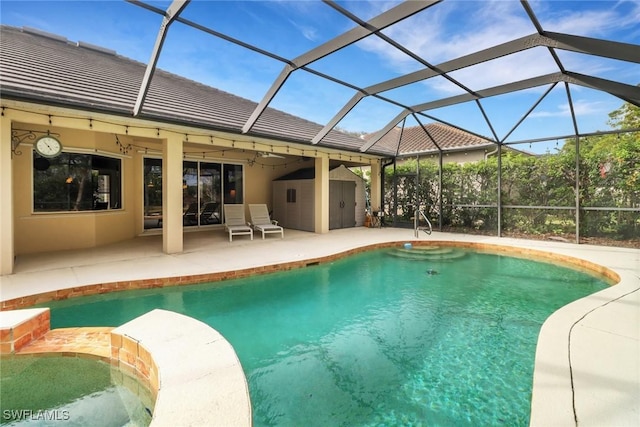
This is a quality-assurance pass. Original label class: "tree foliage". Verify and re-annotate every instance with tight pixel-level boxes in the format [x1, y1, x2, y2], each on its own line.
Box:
[383, 103, 639, 243]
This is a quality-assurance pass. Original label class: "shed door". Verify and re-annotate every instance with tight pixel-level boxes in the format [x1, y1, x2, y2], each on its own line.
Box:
[329, 180, 356, 230]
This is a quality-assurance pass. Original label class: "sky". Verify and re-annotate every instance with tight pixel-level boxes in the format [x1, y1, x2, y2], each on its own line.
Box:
[1, 0, 639, 154]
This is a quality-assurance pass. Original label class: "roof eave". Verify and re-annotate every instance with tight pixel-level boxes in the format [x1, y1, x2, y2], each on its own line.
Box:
[396, 142, 498, 159]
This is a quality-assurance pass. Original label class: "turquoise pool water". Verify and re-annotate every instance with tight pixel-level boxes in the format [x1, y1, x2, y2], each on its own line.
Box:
[43, 247, 608, 426]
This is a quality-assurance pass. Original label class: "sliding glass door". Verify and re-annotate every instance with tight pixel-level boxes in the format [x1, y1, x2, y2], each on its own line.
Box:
[197, 162, 222, 225]
[143, 158, 241, 230]
[143, 158, 163, 230]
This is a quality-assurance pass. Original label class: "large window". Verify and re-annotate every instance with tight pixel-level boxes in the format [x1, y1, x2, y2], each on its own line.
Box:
[33, 152, 121, 212]
[143, 158, 243, 230]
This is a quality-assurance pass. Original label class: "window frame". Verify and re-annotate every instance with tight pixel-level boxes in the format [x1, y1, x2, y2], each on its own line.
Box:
[32, 148, 124, 214]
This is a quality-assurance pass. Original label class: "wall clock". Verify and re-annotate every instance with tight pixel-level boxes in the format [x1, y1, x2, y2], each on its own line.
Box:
[34, 135, 63, 158]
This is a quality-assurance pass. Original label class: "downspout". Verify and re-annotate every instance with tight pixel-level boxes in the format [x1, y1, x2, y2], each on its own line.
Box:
[484, 146, 499, 160]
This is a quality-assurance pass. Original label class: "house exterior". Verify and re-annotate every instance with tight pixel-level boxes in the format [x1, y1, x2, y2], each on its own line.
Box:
[0, 26, 388, 275]
[0, 25, 539, 277]
[370, 123, 531, 164]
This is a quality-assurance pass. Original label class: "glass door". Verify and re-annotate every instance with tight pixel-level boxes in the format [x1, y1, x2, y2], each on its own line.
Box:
[143, 158, 241, 229]
[183, 161, 199, 226]
[143, 158, 163, 230]
[199, 163, 222, 225]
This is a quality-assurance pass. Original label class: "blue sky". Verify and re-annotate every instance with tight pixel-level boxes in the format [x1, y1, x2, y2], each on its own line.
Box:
[1, 0, 639, 153]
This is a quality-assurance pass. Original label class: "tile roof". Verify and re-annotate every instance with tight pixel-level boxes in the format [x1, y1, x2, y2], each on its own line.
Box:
[368, 122, 496, 156]
[0, 26, 389, 156]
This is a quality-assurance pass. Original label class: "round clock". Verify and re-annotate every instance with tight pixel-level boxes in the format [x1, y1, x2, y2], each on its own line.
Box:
[34, 135, 63, 158]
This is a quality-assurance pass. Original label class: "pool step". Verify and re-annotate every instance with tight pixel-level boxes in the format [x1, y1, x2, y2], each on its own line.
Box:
[388, 246, 467, 261]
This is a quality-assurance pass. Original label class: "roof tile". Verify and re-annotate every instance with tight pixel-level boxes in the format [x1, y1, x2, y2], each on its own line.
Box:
[0, 26, 382, 155]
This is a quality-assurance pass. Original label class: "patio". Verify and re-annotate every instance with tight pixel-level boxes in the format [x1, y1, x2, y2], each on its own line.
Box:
[0, 227, 638, 425]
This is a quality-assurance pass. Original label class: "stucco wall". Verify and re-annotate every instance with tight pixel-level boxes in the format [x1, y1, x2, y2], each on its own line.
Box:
[415, 149, 491, 165]
[12, 123, 137, 254]
[10, 120, 295, 255]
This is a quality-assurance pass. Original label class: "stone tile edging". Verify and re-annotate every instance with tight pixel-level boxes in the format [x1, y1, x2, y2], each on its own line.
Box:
[0, 308, 50, 354]
[0, 241, 619, 311]
[111, 309, 251, 427]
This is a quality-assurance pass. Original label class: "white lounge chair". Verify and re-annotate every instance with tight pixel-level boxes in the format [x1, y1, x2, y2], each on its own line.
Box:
[249, 204, 284, 239]
[223, 204, 253, 242]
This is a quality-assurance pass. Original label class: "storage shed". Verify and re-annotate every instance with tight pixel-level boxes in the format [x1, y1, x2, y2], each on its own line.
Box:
[272, 165, 367, 231]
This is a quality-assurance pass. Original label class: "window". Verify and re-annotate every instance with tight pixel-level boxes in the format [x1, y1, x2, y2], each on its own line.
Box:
[33, 152, 121, 212]
[143, 158, 242, 229]
[287, 188, 296, 203]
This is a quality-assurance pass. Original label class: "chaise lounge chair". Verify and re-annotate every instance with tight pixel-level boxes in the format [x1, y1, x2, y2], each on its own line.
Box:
[200, 201, 220, 225]
[249, 204, 284, 239]
[183, 202, 199, 225]
[223, 204, 253, 242]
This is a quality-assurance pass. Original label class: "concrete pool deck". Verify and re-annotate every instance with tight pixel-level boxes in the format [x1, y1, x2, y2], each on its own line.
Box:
[0, 227, 638, 425]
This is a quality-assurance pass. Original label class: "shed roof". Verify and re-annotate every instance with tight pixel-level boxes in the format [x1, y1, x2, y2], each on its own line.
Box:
[274, 167, 316, 181]
[274, 164, 364, 181]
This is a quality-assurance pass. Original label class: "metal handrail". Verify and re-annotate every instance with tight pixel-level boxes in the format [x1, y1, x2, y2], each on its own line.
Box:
[414, 209, 432, 237]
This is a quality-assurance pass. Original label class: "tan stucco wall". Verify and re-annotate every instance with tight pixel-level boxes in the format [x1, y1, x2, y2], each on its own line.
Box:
[0, 115, 15, 274]
[11, 131, 311, 254]
[3, 101, 381, 261]
[417, 149, 490, 164]
[9, 122, 323, 255]
[12, 123, 137, 254]
[243, 157, 315, 211]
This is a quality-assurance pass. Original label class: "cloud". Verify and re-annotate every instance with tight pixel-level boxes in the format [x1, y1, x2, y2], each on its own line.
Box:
[529, 99, 609, 119]
[536, 0, 640, 36]
[287, 19, 319, 42]
[353, 0, 637, 97]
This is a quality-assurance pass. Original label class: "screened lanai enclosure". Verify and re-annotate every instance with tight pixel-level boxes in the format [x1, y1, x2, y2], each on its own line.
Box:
[382, 120, 640, 246]
[2, 0, 639, 247]
[124, 0, 639, 246]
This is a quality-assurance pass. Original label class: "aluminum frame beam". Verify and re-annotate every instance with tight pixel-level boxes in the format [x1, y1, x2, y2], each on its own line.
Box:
[241, 0, 438, 134]
[564, 72, 640, 106]
[361, 72, 640, 152]
[314, 31, 639, 145]
[541, 32, 640, 64]
[501, 82, 558, 143]
[133, 0, 189, 116]
[125, 1, 638, 154]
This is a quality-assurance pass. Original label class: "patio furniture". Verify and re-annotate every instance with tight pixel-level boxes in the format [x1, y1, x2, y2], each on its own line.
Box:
[200, 202, 220, 225]
[183, 202, 199, 225]
[223, 204, 253, 242]
[249, 204, 284, 239]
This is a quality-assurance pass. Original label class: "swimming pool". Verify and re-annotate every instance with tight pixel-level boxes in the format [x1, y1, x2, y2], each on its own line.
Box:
[42, 247, 608, 426]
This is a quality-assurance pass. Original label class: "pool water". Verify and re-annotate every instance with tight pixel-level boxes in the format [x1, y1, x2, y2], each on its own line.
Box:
[0, 356, 152, 426]
[43, 248, 608, 426]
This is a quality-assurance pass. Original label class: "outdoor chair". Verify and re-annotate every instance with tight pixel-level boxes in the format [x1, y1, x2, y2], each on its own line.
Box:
[199, 202, 220, 225]
[183, 202, 199, 225]
[249, 204, 284, 239]
[223, 204, 253, 242]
